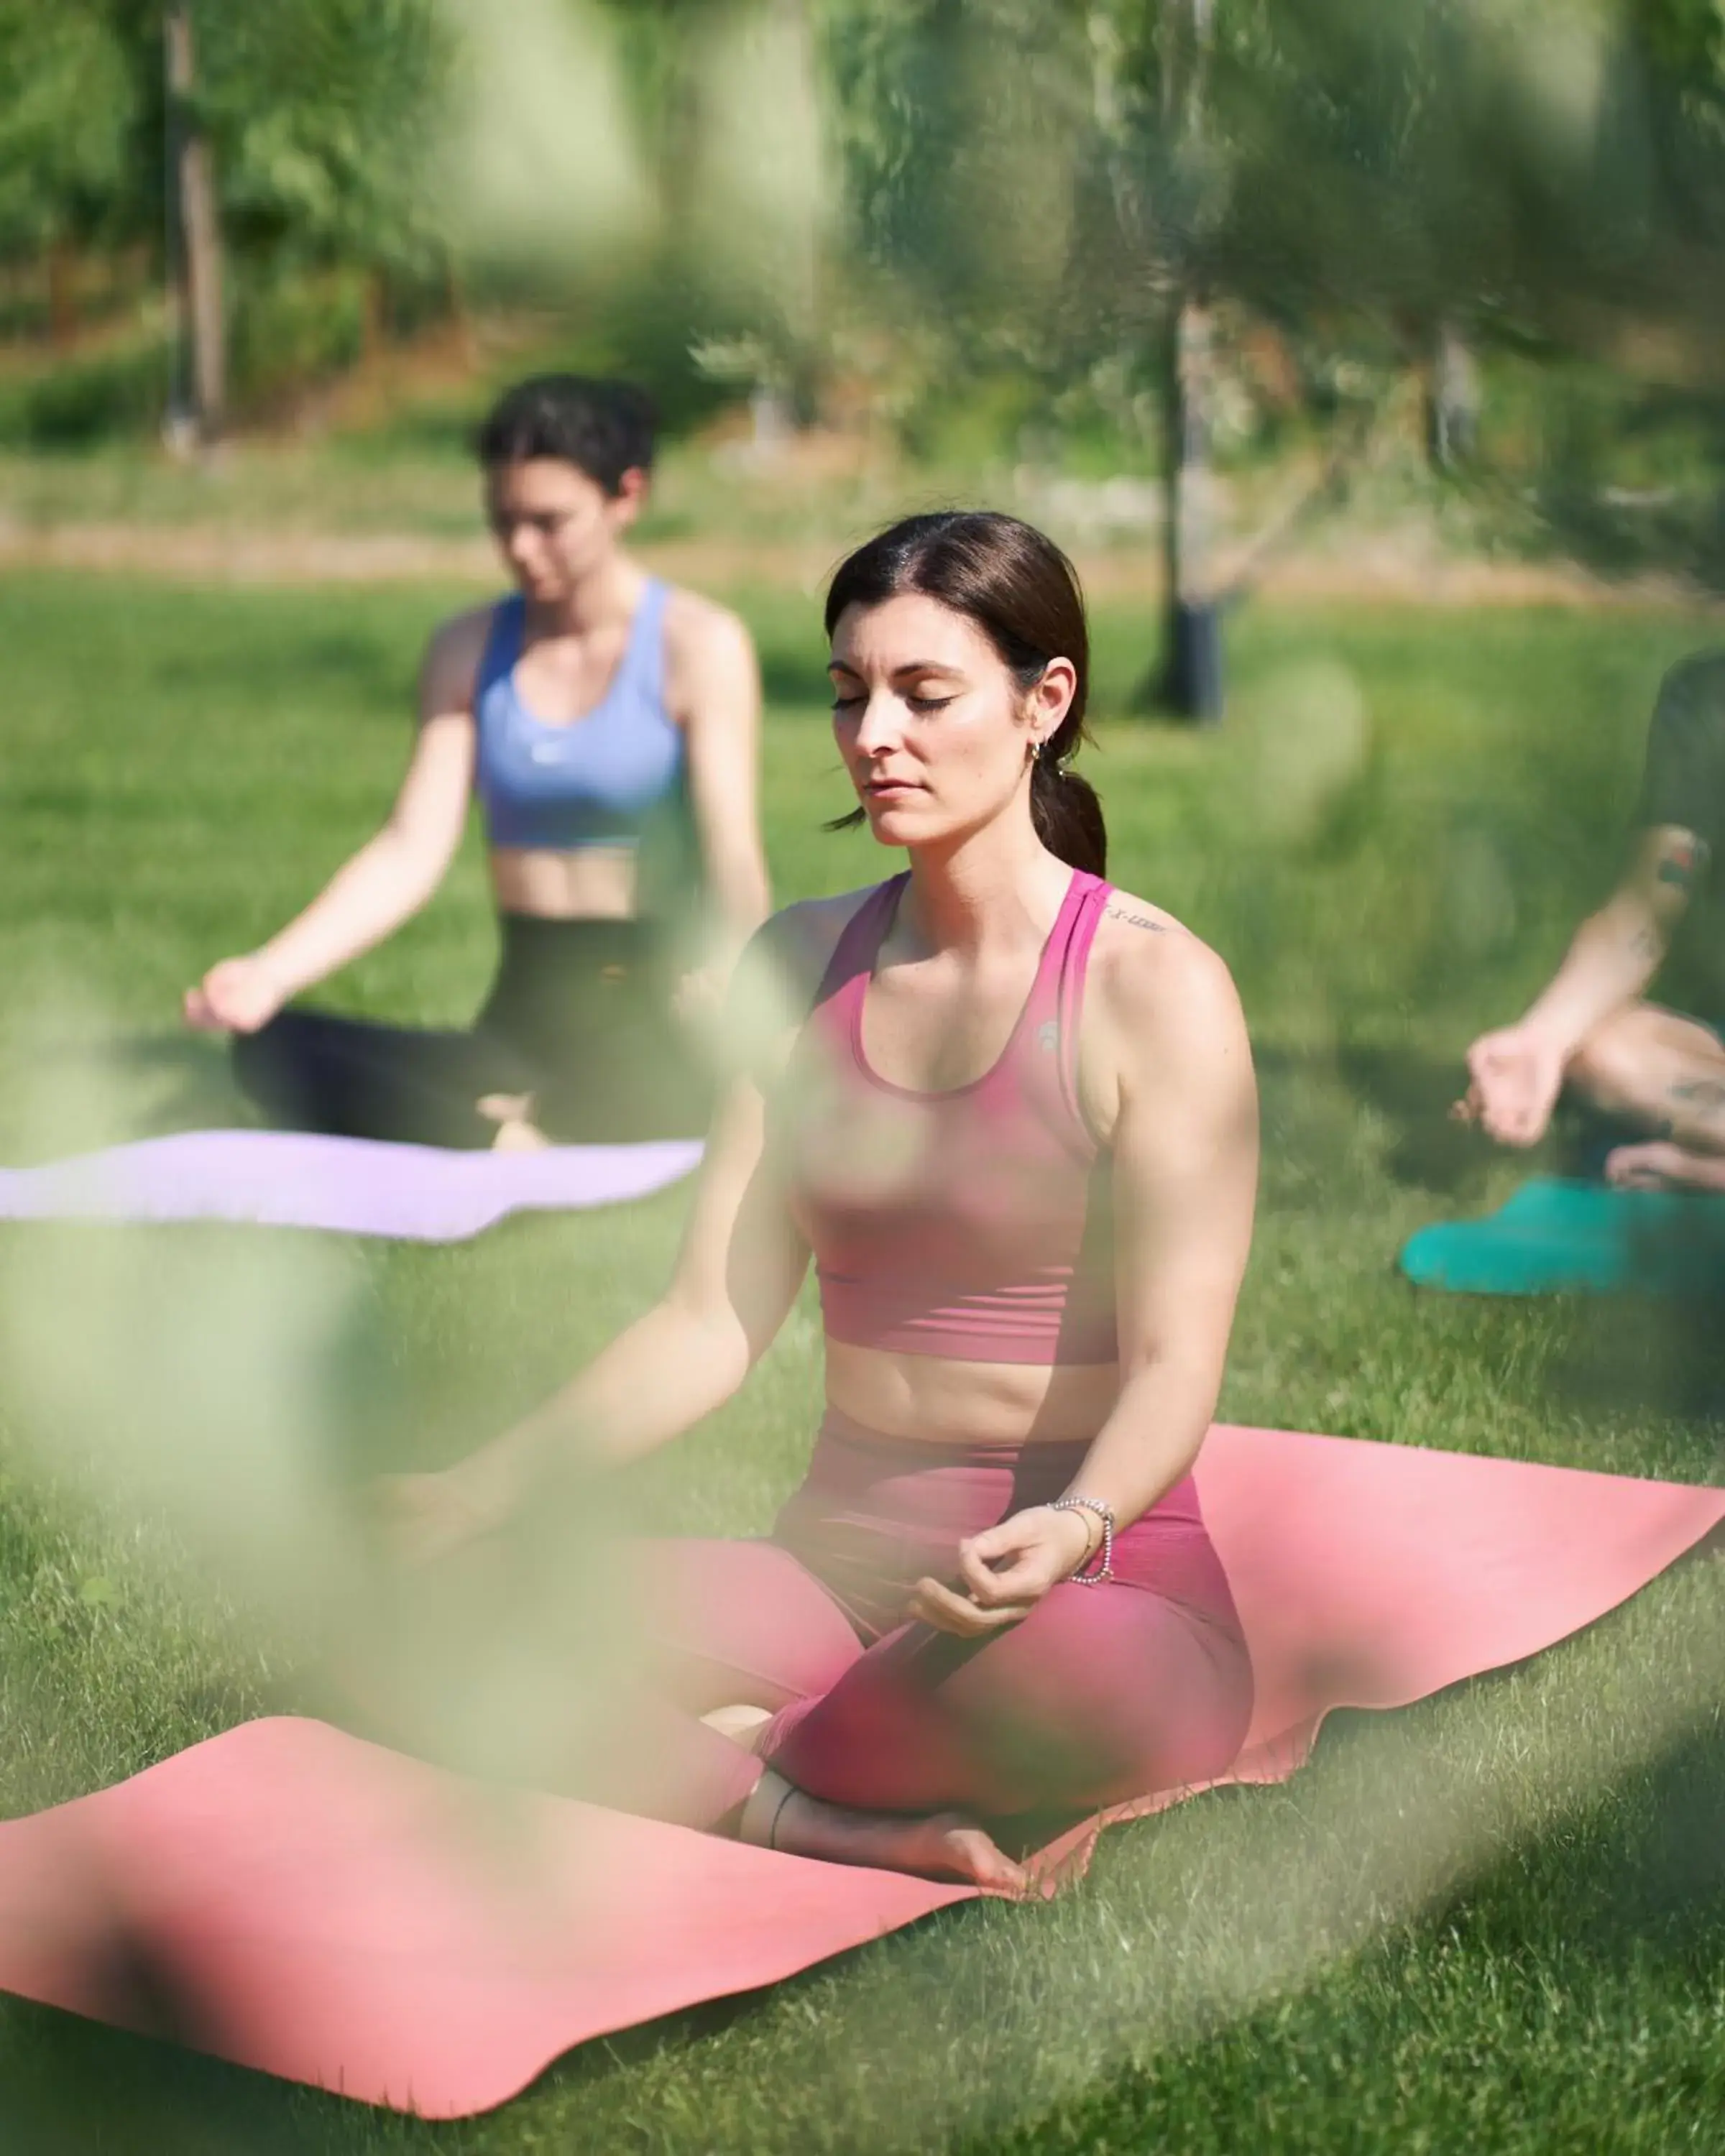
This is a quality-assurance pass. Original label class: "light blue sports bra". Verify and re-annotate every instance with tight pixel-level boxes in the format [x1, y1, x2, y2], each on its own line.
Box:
[472, 582, 686, 852]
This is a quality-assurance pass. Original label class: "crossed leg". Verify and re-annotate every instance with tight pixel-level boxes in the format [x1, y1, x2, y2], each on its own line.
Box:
[231, 1008, 540, 1150]
[507, 1536, 1250, 1889]
[1565, 1004, 1725, 1191]
[740, 1580, 1251, 1892]
[638, 1539, 1031, 1885]
[759, 1580, 1251, 1818]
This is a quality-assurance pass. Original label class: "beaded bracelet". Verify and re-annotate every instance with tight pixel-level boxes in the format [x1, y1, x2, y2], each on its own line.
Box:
[1049, 1495, 1116, 1585]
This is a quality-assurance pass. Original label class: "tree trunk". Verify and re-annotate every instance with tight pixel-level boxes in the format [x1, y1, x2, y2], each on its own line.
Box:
[1153, 0, 1223, 722]
[1159, 292, 1224, 722]
[45, 239, 78, 352]
[443, 259, 479, 368]
[164, 3, 226, 448]
[362, 266, 387, 361]
[1426, 317, 1481, 471]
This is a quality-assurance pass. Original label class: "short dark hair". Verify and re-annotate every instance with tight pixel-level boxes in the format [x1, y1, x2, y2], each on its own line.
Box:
[475, 374, 658, 497]
[824, 511, 1105, 876]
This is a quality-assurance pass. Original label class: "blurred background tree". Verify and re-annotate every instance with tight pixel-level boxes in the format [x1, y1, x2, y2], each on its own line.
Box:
[0, 0, 451, 443]
[200, 0, 452, 400]
[3, 0, 1725, 706]
[0, 1, 139, 353]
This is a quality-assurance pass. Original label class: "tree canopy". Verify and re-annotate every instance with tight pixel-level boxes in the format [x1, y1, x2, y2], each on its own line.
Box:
[4, 0, 1725, 481]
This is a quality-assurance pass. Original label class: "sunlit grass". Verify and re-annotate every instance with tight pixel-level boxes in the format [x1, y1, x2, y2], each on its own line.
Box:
[1, 570, 1723, 2152]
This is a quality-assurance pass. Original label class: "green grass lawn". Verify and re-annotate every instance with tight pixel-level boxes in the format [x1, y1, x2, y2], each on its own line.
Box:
[2, 571, 1725, 2152]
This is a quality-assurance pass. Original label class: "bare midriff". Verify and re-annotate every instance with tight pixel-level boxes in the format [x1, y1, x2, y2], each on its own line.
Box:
[489, 844, 639, 919]
[823, 1338, 1121, 1446]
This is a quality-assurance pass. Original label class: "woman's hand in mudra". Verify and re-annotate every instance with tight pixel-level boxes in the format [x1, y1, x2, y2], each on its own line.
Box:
[184, 952, 288, 1035]
[911, 1503, 1098, 1638]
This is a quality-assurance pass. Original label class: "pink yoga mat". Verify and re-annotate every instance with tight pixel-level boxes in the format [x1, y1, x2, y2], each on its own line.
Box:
[0, 1130, 704, 1240]
[0, 1424, 1718, 2118]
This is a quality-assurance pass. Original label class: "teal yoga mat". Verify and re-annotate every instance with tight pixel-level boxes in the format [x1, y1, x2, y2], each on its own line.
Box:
[1399, 1178, 1725, 1296]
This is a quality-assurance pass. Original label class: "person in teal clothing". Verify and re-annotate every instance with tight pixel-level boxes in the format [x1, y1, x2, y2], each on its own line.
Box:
[184, 375, 770, 1148]
[1459, 650, 1725, 1193]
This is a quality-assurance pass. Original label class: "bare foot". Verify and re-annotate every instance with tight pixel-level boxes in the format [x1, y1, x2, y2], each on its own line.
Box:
[1605, 1141, 1725, 1193]
[490, 1118, 552, 1153]
[478, 1095, 553, 1153]
[701, 1703, 775, 1747]
[740, 1769, 1028, 1892]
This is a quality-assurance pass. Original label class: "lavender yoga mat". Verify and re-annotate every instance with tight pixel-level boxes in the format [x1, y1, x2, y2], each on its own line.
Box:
[0, 1130, 704, 1241]
[0, 1423, 1719, 2119]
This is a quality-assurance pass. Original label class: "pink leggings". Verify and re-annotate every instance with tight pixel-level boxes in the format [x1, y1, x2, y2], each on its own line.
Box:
[603, 1413, 1253, 1831]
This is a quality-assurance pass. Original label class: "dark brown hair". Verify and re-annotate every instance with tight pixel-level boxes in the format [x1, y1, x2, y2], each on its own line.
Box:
[823, 510, 1105, 875]
[475, 374, 657, 497]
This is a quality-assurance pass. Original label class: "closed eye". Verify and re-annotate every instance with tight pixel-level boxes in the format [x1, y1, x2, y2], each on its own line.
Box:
[829, 691, 957, 714]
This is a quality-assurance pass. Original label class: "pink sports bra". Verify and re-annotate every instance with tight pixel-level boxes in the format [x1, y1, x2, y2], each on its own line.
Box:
[780, 867, 1118, 1366]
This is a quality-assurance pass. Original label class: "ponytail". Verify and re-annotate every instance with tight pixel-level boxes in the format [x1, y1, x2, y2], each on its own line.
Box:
[1030, 758, 1107, 877]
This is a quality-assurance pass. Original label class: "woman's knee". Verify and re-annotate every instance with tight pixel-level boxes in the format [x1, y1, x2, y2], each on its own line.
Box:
[1567, 1015, 1664, 1121]
[767, 1600, 1253, 1818]
[640, 1539, 862, 1712]
[952, 1603, 1251, 1809]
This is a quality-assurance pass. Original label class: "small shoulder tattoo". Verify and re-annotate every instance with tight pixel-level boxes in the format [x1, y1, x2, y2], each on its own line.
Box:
[1105, 902, 1167, 934]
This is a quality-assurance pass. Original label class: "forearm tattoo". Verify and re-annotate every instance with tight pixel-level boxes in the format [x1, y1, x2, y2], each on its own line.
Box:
[1670, 1077, 1725, 1128]
[1105, 903, 1167, 934]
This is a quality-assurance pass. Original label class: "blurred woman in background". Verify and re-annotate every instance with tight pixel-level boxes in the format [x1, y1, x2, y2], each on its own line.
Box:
[1460, 649, 1725, 1190]
[185, 373, 770, 1148]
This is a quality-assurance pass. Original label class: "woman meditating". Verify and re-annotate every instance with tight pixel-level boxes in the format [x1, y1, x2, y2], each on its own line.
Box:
[387, 512, 1258, 1889]
[185, 374, 770, 1148]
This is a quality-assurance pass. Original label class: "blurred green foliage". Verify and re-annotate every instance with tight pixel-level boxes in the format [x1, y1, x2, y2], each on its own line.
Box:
[200, 0, 449, 286]
[4, 0, 1725, 590]
[0, 1, 138, 263]
[0, 0, 450, 433]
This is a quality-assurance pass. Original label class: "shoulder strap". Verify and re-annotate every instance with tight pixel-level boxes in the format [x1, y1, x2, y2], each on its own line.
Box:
[621, 578, 671, 710]
[810, 875, 907, 1012]
[474, 594, 525, 704]
[1052, 872, 1110, 1123]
